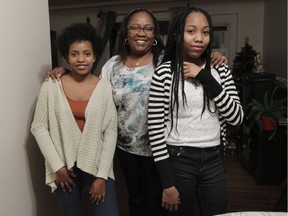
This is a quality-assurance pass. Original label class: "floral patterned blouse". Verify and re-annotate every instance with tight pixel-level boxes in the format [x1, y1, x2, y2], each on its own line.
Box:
[101, 55, 156, 156]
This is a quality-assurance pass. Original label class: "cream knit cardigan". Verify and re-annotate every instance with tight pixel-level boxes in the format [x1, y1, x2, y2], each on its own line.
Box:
[31, 79, 118, 192]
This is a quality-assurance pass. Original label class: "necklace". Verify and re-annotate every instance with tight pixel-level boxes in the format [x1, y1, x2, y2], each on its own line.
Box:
[128, 51, 151, 67]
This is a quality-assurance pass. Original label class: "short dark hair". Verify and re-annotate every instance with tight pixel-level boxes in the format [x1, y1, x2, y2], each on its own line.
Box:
[57, 23, 101, 58]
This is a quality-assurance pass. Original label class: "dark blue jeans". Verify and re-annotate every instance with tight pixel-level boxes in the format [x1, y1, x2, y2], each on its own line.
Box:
[167, 145, 227, 216]
[117, 147, 166, 216]
[55, 167, 119, 216]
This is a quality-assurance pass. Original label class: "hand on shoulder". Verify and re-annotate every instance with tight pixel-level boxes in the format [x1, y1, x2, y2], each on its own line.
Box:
[211, 51, 228, 68]
[45, 67, 67, 82]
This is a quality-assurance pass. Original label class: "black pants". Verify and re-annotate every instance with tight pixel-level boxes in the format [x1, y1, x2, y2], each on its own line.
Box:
[117, 147, 166, 216]
[167, 145, 227, 216]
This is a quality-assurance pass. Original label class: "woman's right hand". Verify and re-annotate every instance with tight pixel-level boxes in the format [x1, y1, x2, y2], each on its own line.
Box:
[162, 186, 181, 211]
[183, 61, 202, 79]
[44, 67, 66, 82]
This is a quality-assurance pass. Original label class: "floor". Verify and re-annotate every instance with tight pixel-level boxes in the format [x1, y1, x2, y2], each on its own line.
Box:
[113, 151, 286, 216]
[82, 149, 286, 215]
[225, 152, 285, 213]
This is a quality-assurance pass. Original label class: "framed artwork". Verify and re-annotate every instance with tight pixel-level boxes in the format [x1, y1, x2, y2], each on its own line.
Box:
[212, 25, 228, 57]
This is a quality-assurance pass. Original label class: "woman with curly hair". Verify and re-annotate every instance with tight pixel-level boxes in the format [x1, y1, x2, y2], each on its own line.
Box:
[31, 23, 119, 216]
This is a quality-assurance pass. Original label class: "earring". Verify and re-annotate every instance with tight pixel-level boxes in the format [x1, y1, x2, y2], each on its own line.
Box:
[125, 39, 128, 45]
[153, 39, 158, 46]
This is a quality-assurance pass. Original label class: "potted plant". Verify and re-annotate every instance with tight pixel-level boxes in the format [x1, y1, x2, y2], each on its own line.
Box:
[245, 86, 287, 138]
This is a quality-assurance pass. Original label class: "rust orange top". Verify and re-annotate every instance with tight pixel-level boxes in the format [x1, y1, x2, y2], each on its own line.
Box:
[66, 96, 88, 132]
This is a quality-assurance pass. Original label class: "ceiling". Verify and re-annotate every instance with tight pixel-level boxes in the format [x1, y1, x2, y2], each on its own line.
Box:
[48, 0, 179, 8]
[48, 0, 252, 10]
[49, 0, 118, 7]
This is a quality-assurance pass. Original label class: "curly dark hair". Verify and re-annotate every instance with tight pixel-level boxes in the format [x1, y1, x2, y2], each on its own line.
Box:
[57, 23, 101, 59]
[162, 7, 214, 129]
[117, 8, 165, 67]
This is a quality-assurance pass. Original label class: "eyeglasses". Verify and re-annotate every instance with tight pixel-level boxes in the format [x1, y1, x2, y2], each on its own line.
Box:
[127, 26, 154, 34]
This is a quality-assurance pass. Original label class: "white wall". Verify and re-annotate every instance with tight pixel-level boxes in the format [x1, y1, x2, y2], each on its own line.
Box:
[49, 0, 265, 71]
[0, 0, 59, 215]
[194, 1, 265, 67]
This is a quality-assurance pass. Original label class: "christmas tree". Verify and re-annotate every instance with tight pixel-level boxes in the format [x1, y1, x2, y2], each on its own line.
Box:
[232, 37, 257, 80]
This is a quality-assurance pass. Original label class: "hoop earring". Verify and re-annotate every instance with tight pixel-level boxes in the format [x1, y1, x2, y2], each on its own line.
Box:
[125, 39, 128, 45]
[153, 39, 158, 46]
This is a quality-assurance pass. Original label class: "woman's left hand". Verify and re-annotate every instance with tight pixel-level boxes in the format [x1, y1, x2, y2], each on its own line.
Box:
[211, 51, 228, 68]
[183, 61, 202, 80]
[162, 186, 181, 211]
[90, 178, 106, 205]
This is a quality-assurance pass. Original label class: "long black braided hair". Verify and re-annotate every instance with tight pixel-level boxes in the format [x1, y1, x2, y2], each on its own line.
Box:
[162, 7, 214, 130]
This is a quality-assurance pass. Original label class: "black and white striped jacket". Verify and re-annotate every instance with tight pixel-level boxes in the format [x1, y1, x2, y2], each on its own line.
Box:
[148, 61, 244, 188]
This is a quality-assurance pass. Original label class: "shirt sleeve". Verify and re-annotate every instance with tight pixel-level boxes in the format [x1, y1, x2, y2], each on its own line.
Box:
[30, 81, 65, 173]
[148, 62, 175, 189]
[100, 55, 120, 81]
[96, 81, 118, 180]
[196, 64, 244, 126]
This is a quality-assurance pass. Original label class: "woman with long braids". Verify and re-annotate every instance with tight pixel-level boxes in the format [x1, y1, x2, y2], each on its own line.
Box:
[148, 7, 243, 216]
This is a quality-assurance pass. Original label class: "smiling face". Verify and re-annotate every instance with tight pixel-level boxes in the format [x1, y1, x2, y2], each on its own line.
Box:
[183, 12, 210, 62]
[126, 11, 155, 56]
[67, 40, 95, 76]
